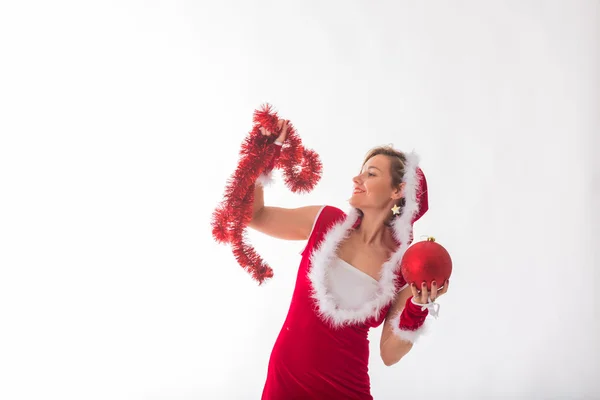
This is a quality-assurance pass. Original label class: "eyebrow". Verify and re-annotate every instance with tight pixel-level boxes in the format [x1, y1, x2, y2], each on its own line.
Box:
[366, 166, 381, 171]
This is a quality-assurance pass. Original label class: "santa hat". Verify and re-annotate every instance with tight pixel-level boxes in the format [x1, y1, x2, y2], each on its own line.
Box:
[308, 150, 429, 328]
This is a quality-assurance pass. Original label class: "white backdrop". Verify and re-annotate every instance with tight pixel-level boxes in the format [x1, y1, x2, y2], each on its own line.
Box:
[1, 1, 598, 399]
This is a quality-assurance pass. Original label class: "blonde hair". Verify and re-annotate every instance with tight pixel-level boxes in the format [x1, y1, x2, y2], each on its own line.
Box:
[360, 145, 407, 225]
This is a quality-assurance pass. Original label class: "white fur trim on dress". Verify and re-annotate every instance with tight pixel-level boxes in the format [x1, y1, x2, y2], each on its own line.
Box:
[307, 151, 423, 328]
[389, 310, 429, 344]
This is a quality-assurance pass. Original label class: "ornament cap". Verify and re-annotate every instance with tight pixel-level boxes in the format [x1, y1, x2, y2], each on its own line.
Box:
[426, 236, 436, 242]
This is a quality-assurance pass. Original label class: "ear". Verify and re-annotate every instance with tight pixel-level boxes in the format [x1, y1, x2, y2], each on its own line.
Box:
[391, 182, 406, 200]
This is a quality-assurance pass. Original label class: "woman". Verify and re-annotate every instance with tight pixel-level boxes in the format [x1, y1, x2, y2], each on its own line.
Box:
[249, 119, 450, 399]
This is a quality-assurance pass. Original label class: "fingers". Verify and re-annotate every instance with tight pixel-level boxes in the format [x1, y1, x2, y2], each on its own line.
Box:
[438, 279, 449, 296]
[429, 281, 438, 302]
[410, 282, 428, 303]
[260, 119, 288, 140]
[421, 282, 429, 303]
[410, 283, 419, 298]
[411, 280, 449, 303]
[276, 119, 289, 143]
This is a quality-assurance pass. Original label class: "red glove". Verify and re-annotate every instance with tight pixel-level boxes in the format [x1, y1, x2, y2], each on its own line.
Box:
[398, 296, 428, 331]
[390, 296, 431, 344]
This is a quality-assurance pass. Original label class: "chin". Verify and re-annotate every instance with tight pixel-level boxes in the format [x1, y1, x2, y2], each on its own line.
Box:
[348, 198, 364, 209]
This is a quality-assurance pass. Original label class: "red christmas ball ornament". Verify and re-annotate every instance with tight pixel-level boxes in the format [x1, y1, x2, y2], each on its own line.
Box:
[400, 237, 452, 292]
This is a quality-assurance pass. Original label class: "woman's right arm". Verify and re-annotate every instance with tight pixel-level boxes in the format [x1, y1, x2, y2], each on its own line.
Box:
[248, 181, 322, 241]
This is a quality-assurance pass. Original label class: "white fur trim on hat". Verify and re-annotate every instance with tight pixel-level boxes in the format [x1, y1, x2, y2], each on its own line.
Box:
[307, 151, 423, 328]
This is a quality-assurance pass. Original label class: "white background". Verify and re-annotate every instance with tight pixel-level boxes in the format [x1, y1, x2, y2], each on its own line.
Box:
[1, 1, 598, 399]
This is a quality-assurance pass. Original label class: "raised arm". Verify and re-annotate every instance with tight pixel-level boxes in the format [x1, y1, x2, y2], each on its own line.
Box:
[247, 118, 323, 241]
[248, 177, 322, 241]
[249, 204, 323, 241]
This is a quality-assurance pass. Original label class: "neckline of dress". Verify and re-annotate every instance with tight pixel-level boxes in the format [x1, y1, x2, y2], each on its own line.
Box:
[308, 207, 406, 327]
[335, 257, 378, 284]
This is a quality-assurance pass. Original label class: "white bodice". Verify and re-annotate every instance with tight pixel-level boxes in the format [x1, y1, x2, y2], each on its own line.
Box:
[327, 257, 379, 310]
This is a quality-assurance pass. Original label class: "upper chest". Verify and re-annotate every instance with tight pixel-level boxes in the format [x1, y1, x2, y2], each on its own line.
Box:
[335, 233, 395, 281]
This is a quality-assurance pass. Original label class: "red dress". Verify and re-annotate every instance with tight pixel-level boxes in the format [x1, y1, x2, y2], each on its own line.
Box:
[261, 205, 408, 399]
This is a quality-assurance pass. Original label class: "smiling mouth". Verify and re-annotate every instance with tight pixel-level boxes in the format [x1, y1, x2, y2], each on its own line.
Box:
[353, 189, 365, 194]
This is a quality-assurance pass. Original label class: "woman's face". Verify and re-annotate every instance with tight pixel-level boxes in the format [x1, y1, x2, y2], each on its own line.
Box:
[350, 154, 403, 210]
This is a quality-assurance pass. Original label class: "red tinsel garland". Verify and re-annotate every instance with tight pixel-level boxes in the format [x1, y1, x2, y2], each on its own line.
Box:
[211, 104, 323, 284]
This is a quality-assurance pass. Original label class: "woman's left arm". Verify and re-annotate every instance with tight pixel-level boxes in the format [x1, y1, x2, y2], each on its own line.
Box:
[380, 280, 449, 366]
[379, 285, 414, 366]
